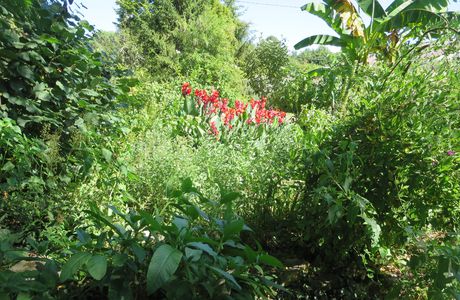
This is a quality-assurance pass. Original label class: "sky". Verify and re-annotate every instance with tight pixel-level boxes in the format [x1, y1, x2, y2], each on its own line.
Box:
[78, 0, 460, 51]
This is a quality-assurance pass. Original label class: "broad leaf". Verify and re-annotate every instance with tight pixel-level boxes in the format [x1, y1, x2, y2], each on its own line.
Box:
[173, 217, 188, 232]
[208, 266, 242, 291]
[385, 0, 416, 19]
[301, 2, 342, 34]
[220, 191, 240, 204]
[85, 204, 126, 237]
[17, 65, 34, 81]
[295, 35, 344, 50]
[185, 247, 202, 262]
[181, 177, 193, 193]
[60, 252, 92, 282]
[362, 214, 381, 247]
[258, 254, 284, 268]
[223, 219, 244, 239]
[86, 255, 107, 280]
[2, 161, 15, 172]
[102, 148, 112, 163]
[386, 0, 449, 16]
[187, 242, 217, 257]
[356, 0, 386, 18]
[139, 211, 162, 232]
[147, 244, 182, 295]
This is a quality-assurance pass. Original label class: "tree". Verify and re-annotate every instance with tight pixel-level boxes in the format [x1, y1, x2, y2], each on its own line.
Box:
[294, 0, 459, 115]
[116, 0, 249, 96]
[242, 36, 289, 98]
[293, 46, 336, 67]
[295, 0, 458, 64]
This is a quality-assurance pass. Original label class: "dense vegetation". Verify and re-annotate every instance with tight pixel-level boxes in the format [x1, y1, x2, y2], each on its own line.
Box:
[0, 0, 459, 299]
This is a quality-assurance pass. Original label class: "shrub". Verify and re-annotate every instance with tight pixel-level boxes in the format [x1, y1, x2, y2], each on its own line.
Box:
[0, 181, 282, 299]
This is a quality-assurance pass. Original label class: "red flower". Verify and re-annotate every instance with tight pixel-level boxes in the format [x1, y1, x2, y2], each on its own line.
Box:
[210, 121, 219, 136]
[180, 85, 287, 137]
[260, 97, 267, 109]
[223, 108, 236, 126]
[235, 100, 247, 115]
[210, 90, 219, 103]
[181, 82, 192, 96]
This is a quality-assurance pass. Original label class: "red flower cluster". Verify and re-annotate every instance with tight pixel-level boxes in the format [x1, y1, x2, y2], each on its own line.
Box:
[248, 97, 286, 125]
[181, 83, 287, 136]
[181, 82, 192, 96]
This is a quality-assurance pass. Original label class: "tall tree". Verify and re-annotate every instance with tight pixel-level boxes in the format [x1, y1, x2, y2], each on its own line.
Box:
[295, 0, 458, 63]
[116, 0, 249, 95]
[242, 36, 289, 98]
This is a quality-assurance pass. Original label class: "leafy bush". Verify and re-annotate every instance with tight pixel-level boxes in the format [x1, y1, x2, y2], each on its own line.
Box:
[288, 34, 460, 297]
[0, 1, 122, 138]
[0, 0, 136, 234]
[0, 181, 282, 299]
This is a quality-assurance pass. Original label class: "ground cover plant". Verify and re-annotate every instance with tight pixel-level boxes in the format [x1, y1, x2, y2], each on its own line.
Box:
[1, 0, 460, 299]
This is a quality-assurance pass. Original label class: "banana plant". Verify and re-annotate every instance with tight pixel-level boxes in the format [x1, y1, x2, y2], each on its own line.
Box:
[295, 0, 458, 64]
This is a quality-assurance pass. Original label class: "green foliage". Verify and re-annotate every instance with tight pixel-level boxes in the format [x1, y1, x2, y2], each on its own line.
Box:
[117, 0, 248, 97]
[1, 0, 459, 298]
[242, 36, 289, 99]
[285, 33, 460, 297]
[295, 0, 457, 64]
[242, 40, 342, 113]
[0, 1, 121, 137]
[0, 0, 137, 234]
[293, 1, 459, 116]
[293, 46, 336, 67]
[0, 181, 281, 299]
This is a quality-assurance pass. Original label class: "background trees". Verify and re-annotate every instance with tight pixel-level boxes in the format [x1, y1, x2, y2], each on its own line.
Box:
[116, 0, 249, 97]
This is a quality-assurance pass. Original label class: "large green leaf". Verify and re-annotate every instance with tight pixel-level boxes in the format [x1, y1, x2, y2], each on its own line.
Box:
[139, 211, 162, 232]
[386, 0, 449, 15]
[147, 244, 183, 295]
[383, 0, 451, 28]
[301, 2, 342, 34]
[102, 148, 112, 162]
[383, 9, 452, 31]
[187, 242, 217, 257]
[223, 219, 244, 239]
[294, 35, 344, 50]
[86, 255, 107, 280]
[60, 252, 92, 282]
[208, 266, 242, 291]
[356, 0, 386, 18]
[85, 203, 126, 237]
[184, 247, 202, 262]
[385, 0, 417, 19]
[258, 254, 284, 268]
[362, 214, 381, 247]
[17, 65, 34, 81]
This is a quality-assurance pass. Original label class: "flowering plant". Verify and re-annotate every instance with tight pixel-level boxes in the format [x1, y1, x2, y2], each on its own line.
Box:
[180, 83, 287, 139]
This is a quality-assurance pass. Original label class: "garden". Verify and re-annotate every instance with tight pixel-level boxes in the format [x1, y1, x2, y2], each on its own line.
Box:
[0, 0, 459, 299]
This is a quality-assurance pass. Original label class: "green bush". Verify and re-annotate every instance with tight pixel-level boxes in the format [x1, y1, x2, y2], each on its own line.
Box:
[0, 181, 282, 299]
[0, 0, 135, 234]
[289, 35, 460, 297]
